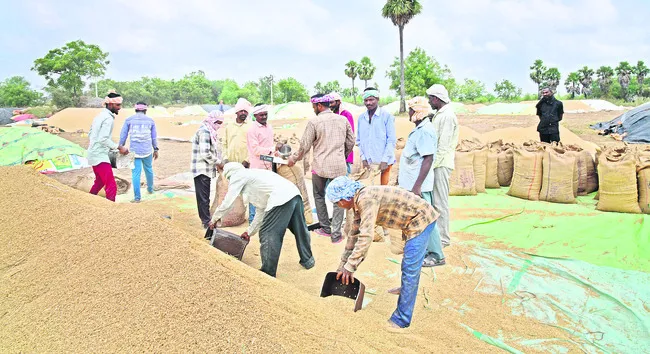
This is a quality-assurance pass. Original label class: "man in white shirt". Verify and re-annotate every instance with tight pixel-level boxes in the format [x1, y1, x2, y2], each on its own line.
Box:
[209, 162, 315, 277]
[426, 84, 459, 248]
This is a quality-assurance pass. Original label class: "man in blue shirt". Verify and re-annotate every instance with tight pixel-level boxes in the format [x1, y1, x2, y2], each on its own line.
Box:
[119, 102, 159, 203]
[398, 97, 445, 267]
[356, 87, 397, 185]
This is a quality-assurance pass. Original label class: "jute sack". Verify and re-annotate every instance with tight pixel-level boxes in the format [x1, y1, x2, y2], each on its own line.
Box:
[485, 141, 501, 189]
[596, 147, 641, 214]
[450, 150, 477, 196]
[277, 164, 313, 224]
[508, 144, 544, 201]
[565, 144, 598, 195]
[473, 147, 488, 193]
[636, 146, 650, 214]
[211, 174, 247, 226]
[539, 148, 577, 204]
[497, 145, 515, 187]
[551, 144, 579, 198]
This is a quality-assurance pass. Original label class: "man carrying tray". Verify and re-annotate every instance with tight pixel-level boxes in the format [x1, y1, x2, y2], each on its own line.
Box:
[209, 162, 315, 277]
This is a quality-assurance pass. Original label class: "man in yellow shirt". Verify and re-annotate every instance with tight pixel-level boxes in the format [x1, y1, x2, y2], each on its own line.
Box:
[223, 98, 252, 165]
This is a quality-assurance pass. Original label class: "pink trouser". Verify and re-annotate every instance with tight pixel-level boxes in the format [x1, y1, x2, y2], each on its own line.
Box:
[90, 162, 117, 202]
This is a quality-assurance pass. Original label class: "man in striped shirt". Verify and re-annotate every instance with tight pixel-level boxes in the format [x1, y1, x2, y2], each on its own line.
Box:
[326, 177, 439, 329]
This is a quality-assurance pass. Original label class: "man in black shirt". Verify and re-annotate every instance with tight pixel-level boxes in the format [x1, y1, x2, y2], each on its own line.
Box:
[536, 87, 564, 143]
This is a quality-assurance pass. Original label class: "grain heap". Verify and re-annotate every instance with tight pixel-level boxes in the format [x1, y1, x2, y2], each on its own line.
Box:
[1, 166, 481, 352]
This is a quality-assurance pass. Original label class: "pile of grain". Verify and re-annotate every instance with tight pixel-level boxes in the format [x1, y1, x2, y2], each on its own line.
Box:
[0, 166, 490, 352]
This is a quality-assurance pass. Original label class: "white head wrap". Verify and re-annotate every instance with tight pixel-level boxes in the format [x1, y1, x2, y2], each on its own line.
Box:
[252, 105, 269, 115]
[234, 98, 252, 114]
[426, 84, 451, 104]
[329, 92, 342, 101]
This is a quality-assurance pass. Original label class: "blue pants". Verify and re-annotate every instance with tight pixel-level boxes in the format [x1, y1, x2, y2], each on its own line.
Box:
[389, 221, 435, 328]
[132, 154, 154, 201]
[249, 203, 256, 224]
[422, 192, 445, 261]
[346, 162, 352, 175]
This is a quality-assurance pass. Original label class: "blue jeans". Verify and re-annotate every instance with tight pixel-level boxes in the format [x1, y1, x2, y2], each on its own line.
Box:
[132, 154, 154, 201]
[346, 162, 352, 175]
[249, 203, 256, 224]
[422, 192, 445, 261]
[389, 221, 434, 328]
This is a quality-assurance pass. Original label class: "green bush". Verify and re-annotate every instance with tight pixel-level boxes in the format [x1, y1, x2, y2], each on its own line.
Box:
[24, 106, 56, 118]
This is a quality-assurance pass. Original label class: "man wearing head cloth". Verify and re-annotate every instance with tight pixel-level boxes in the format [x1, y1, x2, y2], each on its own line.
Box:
[426, 84, 459, 250]
[329, 92, 355, 174]
[287, 94, 354, 243]
[209, 162, 315, 278]
[118, 101, 159, 203]
[400, 97, 446, 267]
[223, 98, 252, 165]
[246, 103, 281, 224]
[356, 87, 397, 185]
[191, 110, 225, 229]
[325, 176, 440, 329]
[86, 91, 129, 202]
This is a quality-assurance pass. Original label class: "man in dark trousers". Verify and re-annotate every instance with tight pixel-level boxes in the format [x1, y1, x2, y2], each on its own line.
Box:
[536, 87, 564, 143]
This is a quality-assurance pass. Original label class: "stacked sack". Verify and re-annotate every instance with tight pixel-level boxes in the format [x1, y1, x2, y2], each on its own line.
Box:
[539, 143, 578, 204]
[507, 141, 545, 201]
[564, 144, 598, 196]
[637, 146, 650, 214]
[596, 146, 642, 214]
[449, 139, 478, 196]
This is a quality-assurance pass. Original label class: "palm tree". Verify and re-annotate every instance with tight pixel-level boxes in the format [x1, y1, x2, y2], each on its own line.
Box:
[344, 60, 359, 104]
[596, 66, 614, 97]
[577, 66, 594, 98]
[565, 72, 580, 99]
[616, 61, 633, 102]
[382, 0, 422, 113]
[529, 59, 547, 98]
[544, 68, 561, 93]
[358, 56, 376, 89]
[634, 60, 649, 97]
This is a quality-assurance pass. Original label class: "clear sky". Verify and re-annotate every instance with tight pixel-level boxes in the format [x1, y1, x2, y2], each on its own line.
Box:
[1, 0, 649, 95]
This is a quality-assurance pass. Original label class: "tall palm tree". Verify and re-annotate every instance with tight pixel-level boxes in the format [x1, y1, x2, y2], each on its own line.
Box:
[616, 61, 633, 102]
[344, 60, 359, 104]
[634, 60, 649, 97]
[577, 66, 594, 98]
[564, 72, 580, 99]
[596, 66, 614, 97]
[382, 0, 422, 113]
[544, 68, 561, 93]
[358, 56, 376, 89]
[529, 59, 547, 98]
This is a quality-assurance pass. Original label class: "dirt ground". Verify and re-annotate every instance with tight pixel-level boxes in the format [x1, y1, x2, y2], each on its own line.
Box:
[47, 111, 629, 351]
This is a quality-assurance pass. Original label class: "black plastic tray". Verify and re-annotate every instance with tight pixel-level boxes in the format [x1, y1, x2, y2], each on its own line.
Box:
[205, 229, 249, 261]
[320, 271, 365, 312]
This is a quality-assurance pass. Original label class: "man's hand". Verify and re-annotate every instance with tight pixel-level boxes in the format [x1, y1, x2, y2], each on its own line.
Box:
[208, 221, 217, 230]
[362, 160, 370, 169]
[240, 231, 250, 241]
[118, 146, 129, 155]
[287, 156, 296, 167]
[411, 185, 422, 197]
[336, 269, 354, 285]
[275, 142, 283, 151]
[153, 151, 159, 160]
[379, 162, 388, 172]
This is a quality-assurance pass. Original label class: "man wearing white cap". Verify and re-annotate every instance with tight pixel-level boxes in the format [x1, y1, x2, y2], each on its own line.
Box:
[223, 98, 252, 165]
[246, 104, 281, 224]
[329, 92, 355, 174]
[426, 84, 459, 250]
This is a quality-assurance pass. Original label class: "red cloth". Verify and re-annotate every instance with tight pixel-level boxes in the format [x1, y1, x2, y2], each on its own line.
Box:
[90, 162, 117, 202]
[339, 110, 355, 163]
[11, 114, 37, 122]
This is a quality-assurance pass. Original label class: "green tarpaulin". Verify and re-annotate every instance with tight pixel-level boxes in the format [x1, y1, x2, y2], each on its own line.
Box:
[0, 127, 87, 166]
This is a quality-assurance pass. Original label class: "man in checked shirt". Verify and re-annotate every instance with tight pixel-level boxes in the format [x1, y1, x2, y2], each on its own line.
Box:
[326, 176, 440, 329]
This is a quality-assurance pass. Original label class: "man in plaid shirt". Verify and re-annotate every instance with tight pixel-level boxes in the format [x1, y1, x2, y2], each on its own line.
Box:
[191, 111, 224, 229]
[326, 176, 439, 329]
[288, 93, 355, 244]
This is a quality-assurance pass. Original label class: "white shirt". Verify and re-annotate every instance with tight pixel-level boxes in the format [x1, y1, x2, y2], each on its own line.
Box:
[211, 169, 300, 236]
[430, 104, 459, 170]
